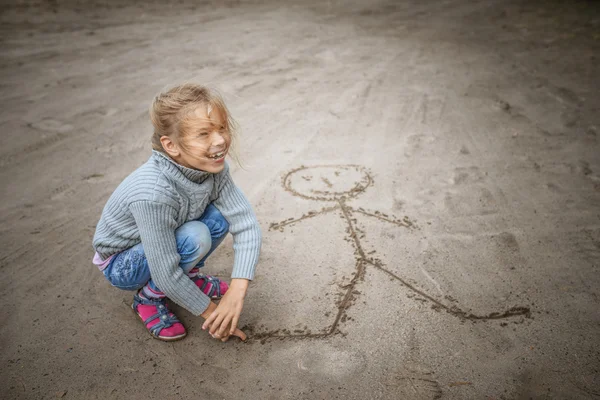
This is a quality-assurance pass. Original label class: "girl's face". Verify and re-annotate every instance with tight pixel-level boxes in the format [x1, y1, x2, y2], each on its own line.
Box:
[176, 104, 231, 173]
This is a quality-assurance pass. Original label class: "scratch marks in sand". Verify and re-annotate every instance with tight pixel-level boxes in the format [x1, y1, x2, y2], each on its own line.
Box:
[383, 365, 443, 400]
[252, 165, 531, 342]
[0, 119, 74, 167]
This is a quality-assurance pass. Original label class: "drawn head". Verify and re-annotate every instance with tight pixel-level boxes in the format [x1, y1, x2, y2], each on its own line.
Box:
[283, 165, 372, 201]
[150, 83, 239, 173]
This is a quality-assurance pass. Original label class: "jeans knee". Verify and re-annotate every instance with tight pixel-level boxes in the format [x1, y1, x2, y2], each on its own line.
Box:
[214, 217, 229, 237]
[175, 221, 212, 263]
[202, 205, 229, 238]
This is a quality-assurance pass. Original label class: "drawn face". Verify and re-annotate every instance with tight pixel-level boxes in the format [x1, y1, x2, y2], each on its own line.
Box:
[283, 165, 372, 201]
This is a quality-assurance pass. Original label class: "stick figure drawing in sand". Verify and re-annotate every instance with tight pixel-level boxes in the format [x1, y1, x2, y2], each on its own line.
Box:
[249, 165, 530, 342]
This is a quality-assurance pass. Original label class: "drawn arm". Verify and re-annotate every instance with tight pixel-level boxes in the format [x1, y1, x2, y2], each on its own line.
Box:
[269, 205, 340, 231]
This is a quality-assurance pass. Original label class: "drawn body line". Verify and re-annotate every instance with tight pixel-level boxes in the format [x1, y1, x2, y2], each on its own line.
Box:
[248, 165, 530, 342]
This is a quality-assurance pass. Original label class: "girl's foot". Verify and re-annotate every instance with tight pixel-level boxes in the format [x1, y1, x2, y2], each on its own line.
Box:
[192, 274, 228, 299]
[132, 292, 186, 341]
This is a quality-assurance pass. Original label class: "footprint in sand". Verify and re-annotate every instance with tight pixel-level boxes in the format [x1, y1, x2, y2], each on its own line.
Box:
[29, 118, 73, 133]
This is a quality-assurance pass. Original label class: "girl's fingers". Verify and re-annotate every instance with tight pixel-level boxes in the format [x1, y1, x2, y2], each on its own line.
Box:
[217, 315, 232, 338]
[229, 315, 240, 335]
[209, 314, 226, 336]
[212, 328, 245, 342]
[220, 334, 230, 342]
[202, 312, 218, 330]
[233, 328, 247, 342]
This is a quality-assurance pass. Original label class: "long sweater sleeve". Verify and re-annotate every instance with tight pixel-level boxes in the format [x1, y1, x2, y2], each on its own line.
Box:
[129, 200, 211, 316]
[213, 167, 262, 280]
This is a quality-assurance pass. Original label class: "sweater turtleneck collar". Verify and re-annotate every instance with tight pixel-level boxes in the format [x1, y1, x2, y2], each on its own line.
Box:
[152, 150, 211, 183]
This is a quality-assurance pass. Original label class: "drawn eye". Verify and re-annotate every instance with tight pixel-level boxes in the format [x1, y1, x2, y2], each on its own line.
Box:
[198, 132, 209, 137]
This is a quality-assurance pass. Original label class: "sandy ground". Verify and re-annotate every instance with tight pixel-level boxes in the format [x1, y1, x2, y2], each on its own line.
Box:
[1, 0, 599, 399]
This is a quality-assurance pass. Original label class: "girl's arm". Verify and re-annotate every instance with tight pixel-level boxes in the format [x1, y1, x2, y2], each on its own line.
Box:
[202, 163, 262, 338]
[212, 163, 262, 280]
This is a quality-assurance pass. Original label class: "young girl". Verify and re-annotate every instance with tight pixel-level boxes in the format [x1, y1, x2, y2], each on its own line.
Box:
[92, 83, 261, 342]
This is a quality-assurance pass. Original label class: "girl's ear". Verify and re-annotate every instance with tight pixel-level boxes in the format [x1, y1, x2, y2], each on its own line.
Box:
[160, 136, 180, 157]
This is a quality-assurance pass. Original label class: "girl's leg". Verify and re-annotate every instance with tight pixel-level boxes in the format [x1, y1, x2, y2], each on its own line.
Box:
[103, 221, 212, 341]
[184, 205, 230, 298]
[142, 221, 213, 298]
[104, 220, 211, 296]
[104, 205, 228, 295]
[102, 242, 150, 291]
[186, 203, 230, 280]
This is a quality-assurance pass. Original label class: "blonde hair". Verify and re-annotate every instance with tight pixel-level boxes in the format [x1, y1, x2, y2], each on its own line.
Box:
[149, 83, 240, 165]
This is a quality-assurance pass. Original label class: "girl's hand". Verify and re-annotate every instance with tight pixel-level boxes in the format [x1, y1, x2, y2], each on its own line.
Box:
[211, 326, 247, 342]
[201, 279, 249, 341]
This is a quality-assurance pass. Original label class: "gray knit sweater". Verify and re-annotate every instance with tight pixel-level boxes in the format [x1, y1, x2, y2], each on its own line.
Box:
[93, 150, 262, 315]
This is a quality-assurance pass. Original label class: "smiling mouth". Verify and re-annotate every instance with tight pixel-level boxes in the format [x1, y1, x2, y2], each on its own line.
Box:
[207, 149, 227, 160]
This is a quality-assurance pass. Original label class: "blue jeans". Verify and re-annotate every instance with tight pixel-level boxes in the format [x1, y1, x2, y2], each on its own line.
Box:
[103, 204, 229, 292]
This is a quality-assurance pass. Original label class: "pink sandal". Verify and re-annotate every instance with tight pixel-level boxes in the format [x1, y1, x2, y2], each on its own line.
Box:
[193, 274, 228, 299]
[132, 292, 186, 341]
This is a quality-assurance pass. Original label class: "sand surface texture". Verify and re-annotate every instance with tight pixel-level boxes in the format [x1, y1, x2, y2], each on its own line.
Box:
[1, 0, 599, 399]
